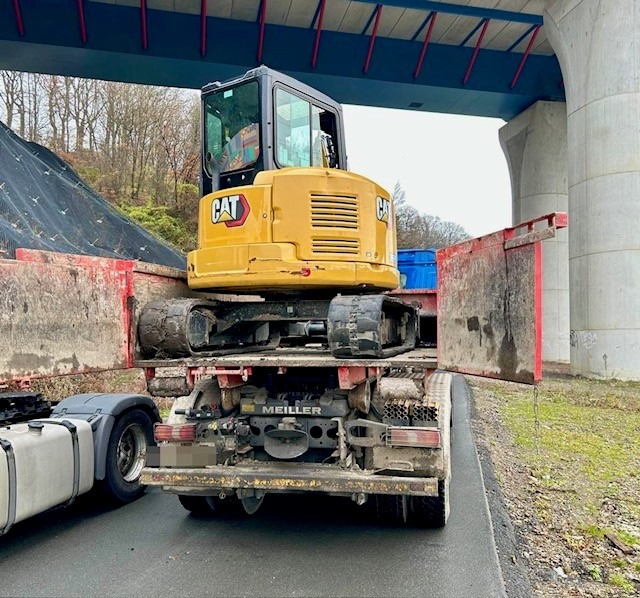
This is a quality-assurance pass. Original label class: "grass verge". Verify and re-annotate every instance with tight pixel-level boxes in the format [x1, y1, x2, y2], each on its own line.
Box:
[470, 373, 640, 596]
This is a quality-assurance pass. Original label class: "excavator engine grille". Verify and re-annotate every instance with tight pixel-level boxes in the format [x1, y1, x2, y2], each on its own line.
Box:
[311, 238, 360, 254]
[310, 194, 359, 230]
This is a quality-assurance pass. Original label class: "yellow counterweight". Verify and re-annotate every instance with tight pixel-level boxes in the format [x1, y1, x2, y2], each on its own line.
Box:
[187, 167, 399, 293]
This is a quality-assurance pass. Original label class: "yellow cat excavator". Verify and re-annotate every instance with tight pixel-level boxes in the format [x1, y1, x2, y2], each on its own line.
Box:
[138, 67, 416, 359]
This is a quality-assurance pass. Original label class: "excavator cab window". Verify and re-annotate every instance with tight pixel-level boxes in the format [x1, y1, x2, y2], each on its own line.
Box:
[274, 87, 339, 169]
[201, 67, 346, 194]
[203, 80, 261, 179]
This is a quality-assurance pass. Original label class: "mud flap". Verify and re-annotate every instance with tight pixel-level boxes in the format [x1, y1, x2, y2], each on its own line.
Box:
[437, 213, 567, 384]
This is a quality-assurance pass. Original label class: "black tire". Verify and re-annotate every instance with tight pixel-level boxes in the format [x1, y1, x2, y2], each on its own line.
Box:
[374, 494, 409, 525]
[374, 482, 449, 528]
[409, 393, 452, 528]
[178, 494, 240, 516]
[409, 479, 449, 528]
[178, 495, 212, 514]
[98, 408, 154, 504]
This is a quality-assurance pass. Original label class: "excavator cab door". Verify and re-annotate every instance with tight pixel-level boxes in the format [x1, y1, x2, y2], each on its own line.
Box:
[201, 67, 347, 195]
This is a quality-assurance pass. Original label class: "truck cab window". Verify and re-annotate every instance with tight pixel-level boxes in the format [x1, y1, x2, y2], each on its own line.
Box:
[203, 80, 260, 175]
[311, 105, 322, 167]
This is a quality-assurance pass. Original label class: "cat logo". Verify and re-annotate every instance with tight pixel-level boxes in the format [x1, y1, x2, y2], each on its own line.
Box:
[376, 196, 391, 223]
[211, 194, 250, 227]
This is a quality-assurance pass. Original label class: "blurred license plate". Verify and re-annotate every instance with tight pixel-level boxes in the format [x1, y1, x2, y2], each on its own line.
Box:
[146, 445, 216, 467]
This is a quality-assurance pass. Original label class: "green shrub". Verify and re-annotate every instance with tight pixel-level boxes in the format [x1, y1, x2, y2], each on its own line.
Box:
[119, 199, 196, 252]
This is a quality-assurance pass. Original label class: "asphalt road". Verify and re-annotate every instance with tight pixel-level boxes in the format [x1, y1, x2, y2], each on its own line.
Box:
[0, 376, 505, 597]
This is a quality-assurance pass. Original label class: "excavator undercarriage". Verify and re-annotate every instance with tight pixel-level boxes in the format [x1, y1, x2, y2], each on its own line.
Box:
[138, 295, 417, 360]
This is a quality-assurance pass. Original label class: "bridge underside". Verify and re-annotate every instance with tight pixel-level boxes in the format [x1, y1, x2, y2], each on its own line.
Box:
[0, 0, 563, 119]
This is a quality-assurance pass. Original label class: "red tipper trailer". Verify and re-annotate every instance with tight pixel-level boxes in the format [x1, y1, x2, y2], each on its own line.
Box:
[0, 213, 566, 528]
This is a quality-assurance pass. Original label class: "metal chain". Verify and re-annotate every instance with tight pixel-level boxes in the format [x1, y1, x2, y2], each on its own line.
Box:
[533, 383, 540, 454]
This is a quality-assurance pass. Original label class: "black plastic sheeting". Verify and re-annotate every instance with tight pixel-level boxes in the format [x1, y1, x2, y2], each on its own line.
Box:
[0, 122, 186, 270]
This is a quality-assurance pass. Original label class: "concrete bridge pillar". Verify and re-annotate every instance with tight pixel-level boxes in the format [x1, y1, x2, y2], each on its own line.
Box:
[544, 0, 640, 380]
[499, 101, 569, 364]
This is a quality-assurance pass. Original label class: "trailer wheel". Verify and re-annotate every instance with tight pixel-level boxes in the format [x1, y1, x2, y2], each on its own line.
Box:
[374, 494, 409, 525]
[178, 495, 213, 514]
[178, 495, 238, 516]
[409, 478, 450, 528]
[410, 426, 451, 528]
[410, 383, 452, 528]
[99, 409, 154, 504]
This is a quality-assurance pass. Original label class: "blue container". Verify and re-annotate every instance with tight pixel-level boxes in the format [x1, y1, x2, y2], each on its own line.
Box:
[397, 248, 437, 289]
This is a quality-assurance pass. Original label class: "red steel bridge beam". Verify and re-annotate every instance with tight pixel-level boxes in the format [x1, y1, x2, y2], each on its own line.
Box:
[510, 24, 541, 89]
[12, 0, 24, 36]
[311, 0, 326, 68]
[363, 4, 382, 74]
[257, 0, 267, 62]
[413, 12, 437, 80]
[201, 0, 207, 57]
[140, 0, 148, 50]
[462, 17, 489, 85]
[76, 0, 87, 43]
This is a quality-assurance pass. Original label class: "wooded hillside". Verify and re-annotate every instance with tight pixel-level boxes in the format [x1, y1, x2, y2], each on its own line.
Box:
[0, 71, 470, 253]
[1, 71, 200, 251]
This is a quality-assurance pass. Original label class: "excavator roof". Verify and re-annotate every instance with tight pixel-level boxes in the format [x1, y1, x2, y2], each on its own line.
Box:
[201, 66, 342, 114]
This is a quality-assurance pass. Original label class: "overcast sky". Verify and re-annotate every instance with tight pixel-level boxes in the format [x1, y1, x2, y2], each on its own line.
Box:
[343, 105, 512, 238]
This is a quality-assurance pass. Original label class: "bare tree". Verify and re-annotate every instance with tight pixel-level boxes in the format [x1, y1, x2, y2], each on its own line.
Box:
[159, 93, 199, 205]
[0, 72, 201, 246]
[0, 72, 46, 142]
[0, 71, 22, 129]
[69, 78, 103, 151]
[44, 76, 74, 152]
[24, 74, 45, 142]
[392, 181, 470, 249]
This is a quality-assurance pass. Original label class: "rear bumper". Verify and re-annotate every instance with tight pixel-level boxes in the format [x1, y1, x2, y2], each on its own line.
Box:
[187, 244, 398, 292]
[141, 462, 438, 497]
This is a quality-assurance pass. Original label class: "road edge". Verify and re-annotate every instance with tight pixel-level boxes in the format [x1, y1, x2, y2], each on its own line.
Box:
[466, 376, 534, 598]
[450, 373, 508, 598]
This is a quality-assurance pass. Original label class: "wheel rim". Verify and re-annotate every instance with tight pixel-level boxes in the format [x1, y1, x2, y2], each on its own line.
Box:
[117, 423, 147, 483]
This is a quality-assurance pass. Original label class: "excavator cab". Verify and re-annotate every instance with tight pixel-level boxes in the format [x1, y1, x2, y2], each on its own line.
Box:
[201, 67, 346, 195]
[188, 66, 399, 294]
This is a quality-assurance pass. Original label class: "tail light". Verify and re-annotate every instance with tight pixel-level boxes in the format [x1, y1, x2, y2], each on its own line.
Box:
[154, 423, 196, 442]
[387, 427, 441, 448]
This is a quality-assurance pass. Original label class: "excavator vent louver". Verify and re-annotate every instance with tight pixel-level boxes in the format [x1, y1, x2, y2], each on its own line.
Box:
[311, 238, 360, 254]
[310, 194, 359, 230]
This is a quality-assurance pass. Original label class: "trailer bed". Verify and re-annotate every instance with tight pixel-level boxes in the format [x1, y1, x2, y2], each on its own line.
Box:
[135, 347, 437, 370]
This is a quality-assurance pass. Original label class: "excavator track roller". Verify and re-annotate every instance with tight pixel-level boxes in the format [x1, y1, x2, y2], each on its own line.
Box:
[138, 299, 216, 358]
[327, 295, 417, 358]
[138, 295, 418, 360]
